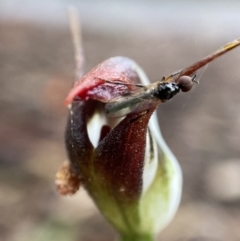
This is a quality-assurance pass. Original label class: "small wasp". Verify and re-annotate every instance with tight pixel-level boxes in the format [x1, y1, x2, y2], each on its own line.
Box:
[104, 38, 240, 117]
[65, 38, 240, 117]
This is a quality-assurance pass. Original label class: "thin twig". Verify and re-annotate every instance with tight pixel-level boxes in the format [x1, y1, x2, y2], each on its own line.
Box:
[68, 6, 85, 82]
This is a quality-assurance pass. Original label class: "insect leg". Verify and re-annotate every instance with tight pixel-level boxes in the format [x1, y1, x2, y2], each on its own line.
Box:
[191, 74, 199, 84]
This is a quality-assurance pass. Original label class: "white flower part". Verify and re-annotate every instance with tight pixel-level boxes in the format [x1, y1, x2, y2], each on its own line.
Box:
[87, 110, 107, 148]
[142, 127, 158, 193]
[148, 112, 182, 231]
[132, 62, 182, 232]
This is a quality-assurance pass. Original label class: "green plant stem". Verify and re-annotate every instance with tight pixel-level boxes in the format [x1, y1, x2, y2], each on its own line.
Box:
[119, 233, 155, 241]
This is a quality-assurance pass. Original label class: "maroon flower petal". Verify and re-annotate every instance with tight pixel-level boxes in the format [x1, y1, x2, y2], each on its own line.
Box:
[64, 57, 142, 105]
[65, 100, 94, 176]
[93, 108, 155, 202]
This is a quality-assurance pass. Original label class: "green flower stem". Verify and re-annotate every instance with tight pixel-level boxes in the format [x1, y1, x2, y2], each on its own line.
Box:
[119, 233, 155, 241]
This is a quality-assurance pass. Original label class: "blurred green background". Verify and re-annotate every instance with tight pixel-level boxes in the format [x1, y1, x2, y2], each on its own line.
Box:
[1, 1, 240, 240]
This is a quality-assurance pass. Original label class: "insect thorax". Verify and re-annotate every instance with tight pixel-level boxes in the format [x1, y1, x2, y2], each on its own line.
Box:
[153, 83, 180, 101]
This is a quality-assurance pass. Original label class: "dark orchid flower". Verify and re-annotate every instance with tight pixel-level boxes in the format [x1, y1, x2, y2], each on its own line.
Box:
[54, 20, 240, 239]
[56, 57, 182, 240]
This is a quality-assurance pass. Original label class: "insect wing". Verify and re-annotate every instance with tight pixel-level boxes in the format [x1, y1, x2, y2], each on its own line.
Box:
[165, 38, 240, 83]
[106, 98, 162, 118]
[105, 87, 161, 117]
